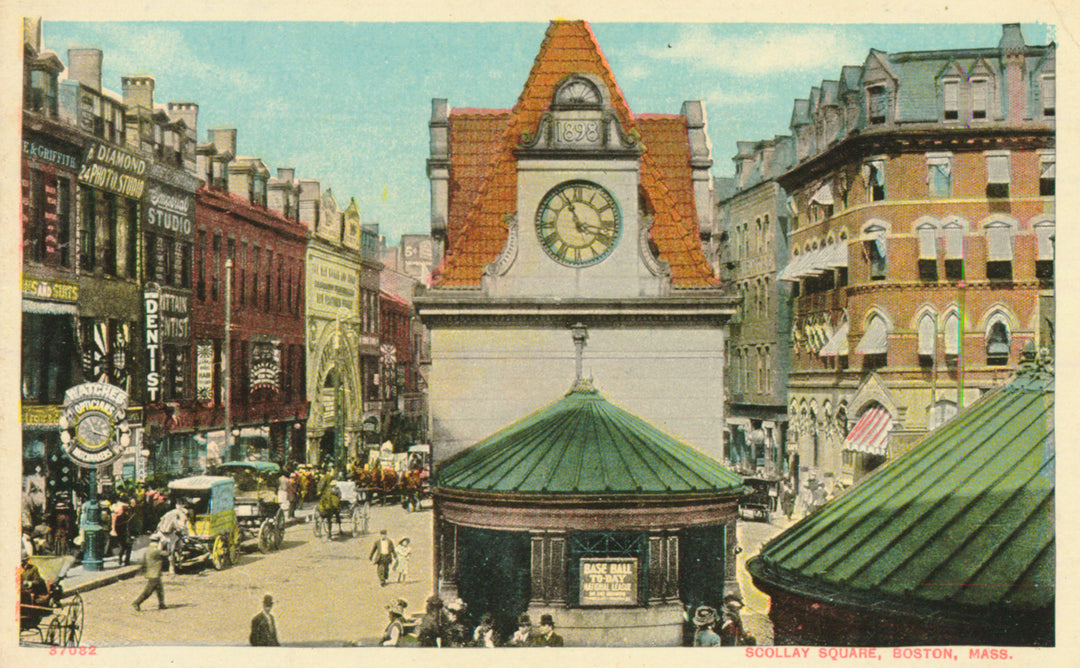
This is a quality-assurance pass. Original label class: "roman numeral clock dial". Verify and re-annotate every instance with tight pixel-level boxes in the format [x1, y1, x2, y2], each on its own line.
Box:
[535, 181, 621, 267]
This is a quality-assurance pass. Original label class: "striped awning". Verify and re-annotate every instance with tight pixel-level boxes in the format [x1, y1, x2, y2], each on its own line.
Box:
[844, 406, 892, 455]
[819, 322, 849, 357]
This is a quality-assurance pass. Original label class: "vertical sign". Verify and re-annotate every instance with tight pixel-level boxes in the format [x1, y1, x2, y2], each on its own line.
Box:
[144, 284, 161, 402]
[196, 342, 214, 402]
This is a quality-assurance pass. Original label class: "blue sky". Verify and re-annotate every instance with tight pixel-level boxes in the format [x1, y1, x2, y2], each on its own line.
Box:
[41, 21, 1053, 245]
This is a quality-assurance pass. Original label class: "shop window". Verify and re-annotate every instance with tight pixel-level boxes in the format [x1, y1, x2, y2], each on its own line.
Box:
[22, 314, 77, 404]
[986, 153, 1010, 199]
[985, 321, 1009, 365]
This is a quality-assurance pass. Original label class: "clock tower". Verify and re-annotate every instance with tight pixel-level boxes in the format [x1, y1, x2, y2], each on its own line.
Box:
[418, 21, 737, 464]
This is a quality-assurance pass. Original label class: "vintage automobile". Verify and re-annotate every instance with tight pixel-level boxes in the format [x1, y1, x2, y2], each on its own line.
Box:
[212, 461, 285, 553]
[168, 476, 239, 571]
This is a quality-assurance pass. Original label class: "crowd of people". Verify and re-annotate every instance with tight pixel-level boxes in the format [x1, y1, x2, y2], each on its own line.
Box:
[380, 595, 564, 647]
[690, 596, 755, 647]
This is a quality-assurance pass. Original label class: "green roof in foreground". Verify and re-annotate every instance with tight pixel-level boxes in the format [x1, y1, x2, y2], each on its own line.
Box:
[750, 361, 1054, 614]
[435, 383, 744, 496]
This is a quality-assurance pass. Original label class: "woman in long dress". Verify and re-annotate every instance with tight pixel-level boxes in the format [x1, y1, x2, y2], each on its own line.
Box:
[392, 537, 411, 582]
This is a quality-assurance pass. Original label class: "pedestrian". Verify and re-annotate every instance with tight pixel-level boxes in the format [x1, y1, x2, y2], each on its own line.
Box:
[249, 593, 280, 646]
[156, 501, 190, 564]
[509, 613, 533, 646]
[719, 596, 754, 646]
[132, 534, 168, 611]
[286, 474, 300, 519]
[112, 498, 133, 566]
[393, 537, 411, 583]
[381, 598, 408, 646]
[443, 600, 469, 647]
[417, 595, 445, 647]
[533, 614, 564, 647]
[472, 612, 498, 647]
[369, 529, 396, 586]
[692, 605, 721, 646]
[277, 474, 289, 518]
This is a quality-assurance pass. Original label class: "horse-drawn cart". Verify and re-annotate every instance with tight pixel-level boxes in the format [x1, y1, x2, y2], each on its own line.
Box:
[168, 476, 239, 572]
[19, 555, 83, 647]
[213, 461, 285, 553]
[739, 476, 779, 521]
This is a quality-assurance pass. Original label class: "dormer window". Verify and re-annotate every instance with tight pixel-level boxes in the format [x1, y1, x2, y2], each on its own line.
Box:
[1040, 75, 1055, 117]
[26, 68, 58, 116]
[553, 76, 602, 108]
[970, 78, 988, 120]
[942, 79, 959, 120]
[867, 85, 887, 124]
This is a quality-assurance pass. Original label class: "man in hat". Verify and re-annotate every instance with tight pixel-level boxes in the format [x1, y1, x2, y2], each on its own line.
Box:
[368, 529, 396, 586]
[533, 614, 563, 647]
[132, 534, 168, 611]
[509, 613, 534, 646]
[381, 598, 408, 646]
[249, 593, 279, 646]
[692, 605, 721, 646]
[417, 595, 446, 647]
[719, 596, 751, 646]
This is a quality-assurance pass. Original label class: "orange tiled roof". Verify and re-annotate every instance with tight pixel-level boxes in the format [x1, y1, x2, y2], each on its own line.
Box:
[436, 20, 716, 288]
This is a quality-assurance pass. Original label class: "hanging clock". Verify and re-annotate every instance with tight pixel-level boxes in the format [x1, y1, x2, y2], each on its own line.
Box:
[536, 181, 621, 267]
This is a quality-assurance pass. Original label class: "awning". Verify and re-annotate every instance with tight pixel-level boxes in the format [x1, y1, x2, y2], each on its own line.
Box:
[778, 252, 810, 281]
[810, 183, 834, 206]
[844, 406, 892, 455]
[779, 244, 848, 282]
[819, 321, 850, 357]
[22, 299, 77, 315]
[823, 243, 848, 269]
[855, 318, 888, 355]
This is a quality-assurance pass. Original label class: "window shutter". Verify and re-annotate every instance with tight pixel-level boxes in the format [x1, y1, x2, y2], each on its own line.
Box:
[986, 154, 1010, 184]
[1035, 223, 1055, 260]
[986, 224, 1013, 261]
[918, 225, 938, 259]
[944, 314, 960, 355]
[918, 316, 936, 357]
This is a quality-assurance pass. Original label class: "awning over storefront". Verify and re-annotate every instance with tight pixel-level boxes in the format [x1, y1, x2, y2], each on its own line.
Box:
[855, 318, 888, 355]
[819, 321, 849, 357]
[844, 406, 892, 455]
[778, 243, 849, 282]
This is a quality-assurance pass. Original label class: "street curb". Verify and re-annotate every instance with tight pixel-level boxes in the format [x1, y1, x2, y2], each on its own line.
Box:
[61, 513, 312, 597]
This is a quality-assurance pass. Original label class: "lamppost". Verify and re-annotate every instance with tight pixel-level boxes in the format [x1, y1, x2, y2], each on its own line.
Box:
[224, 258, 232, 458]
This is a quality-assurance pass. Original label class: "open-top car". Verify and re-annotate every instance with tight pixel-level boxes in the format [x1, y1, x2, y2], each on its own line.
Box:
[213, 460, 285, 552]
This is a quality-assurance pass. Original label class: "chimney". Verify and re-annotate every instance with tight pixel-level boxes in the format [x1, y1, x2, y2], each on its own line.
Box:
[67, 48, 103, 92]
[23, 17, 41, 52]
[167, 102, 199, 134]
[209, 128, 237, 156]
[276, 167, 295, 182]
[999, 24, 1028, 120]
[298, 179, 321, 229]
[122, 75, 155, 109]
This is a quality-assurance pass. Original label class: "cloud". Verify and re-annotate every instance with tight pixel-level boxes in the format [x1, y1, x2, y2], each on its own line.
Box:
[703, 88, 769, 108]
[641, 25, 867, 77]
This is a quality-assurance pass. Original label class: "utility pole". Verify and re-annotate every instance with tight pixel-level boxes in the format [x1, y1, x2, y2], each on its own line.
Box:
[224, 258, 232, 458]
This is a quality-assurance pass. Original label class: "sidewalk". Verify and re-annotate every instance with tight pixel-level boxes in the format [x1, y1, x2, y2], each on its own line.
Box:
[58, 504, 317, 597]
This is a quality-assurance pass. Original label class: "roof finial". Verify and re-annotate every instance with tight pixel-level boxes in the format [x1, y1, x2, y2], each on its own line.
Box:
[568, 322, 595, 393]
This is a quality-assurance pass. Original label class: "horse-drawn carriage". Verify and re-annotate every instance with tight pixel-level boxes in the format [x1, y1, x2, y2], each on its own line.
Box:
[313, 478, 369, 539]
[212, 461, 286, 553]
[738, 476, 779, 521]
[19, 555, 84, 647]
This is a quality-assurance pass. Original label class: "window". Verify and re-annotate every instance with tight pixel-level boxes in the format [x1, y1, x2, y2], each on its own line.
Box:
[212, 234, 221, 301]
[252, 246, 261, 305]
[917, 223, 938, 281]
[1040, 153, 1055, 196]
[985, 320, 1009, 365]
[864, 160, 886, 201]
[196, 231, 206, 300]
[942, 79, 959, 120]
[26, 68, 59, 116]
[1040, 75, 1055, 117]
[927, 154, 952, 198]
[731, 349, 741, 394]
[22, 314, 76, 403]
[944, 312, 960, 357]
[971, 78, 988, 120]
[985, 221, 1014, 281]
[863, 230, 887, 281]
[867, 85, 887, 124]
[986, 153, 1010, 199]
[927, 400, 958, 430]
[79, 186, 97, 271]
[1034, 220, 1055, 282]
[22, 169, 73, 267]
[918, 314, 936, 365]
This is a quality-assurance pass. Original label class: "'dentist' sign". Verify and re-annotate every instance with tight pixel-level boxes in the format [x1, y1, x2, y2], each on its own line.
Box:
[579, 557, 638, 606]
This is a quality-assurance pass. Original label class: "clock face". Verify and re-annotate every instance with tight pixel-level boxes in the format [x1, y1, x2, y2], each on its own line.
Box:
[75, 410, 112, 450]
[536, 181, 621, 267]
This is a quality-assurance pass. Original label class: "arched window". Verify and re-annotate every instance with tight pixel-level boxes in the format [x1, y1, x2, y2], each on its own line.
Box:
[863, 224, 887, 281]
[731, 349, 741, 394]
[944, 311, 960, 356]
[986, 319, 1009, 365]
[918, 313, 936, 363]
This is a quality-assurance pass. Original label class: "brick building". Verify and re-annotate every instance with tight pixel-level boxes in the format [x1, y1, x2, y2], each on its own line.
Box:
[769, 24, 1054, 486]
[190, 128, 309, 466]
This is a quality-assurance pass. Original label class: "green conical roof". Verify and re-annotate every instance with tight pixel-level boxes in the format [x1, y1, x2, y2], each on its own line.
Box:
[435, 384, 744, 495]
[750, 363, 1054, 614]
